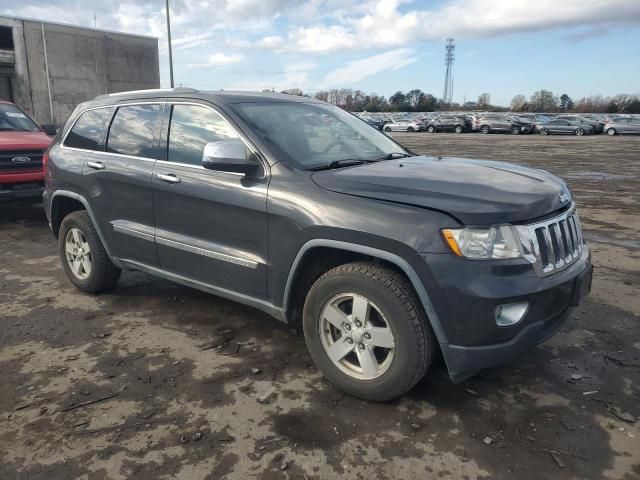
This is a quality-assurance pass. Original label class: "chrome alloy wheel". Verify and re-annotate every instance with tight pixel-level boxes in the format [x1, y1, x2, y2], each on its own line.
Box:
[319, 293, 395, 380]
[65, 228, 92, 280]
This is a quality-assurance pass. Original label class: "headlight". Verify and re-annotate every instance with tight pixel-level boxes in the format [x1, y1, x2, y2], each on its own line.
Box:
[442, 226, 522, 259]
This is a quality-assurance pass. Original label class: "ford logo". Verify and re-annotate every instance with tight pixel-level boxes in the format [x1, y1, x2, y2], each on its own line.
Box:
[11, 156, 31, 163]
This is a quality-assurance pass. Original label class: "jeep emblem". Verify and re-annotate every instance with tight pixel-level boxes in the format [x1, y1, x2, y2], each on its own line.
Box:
[559, 192, 570, 203]
[11, 156, 31, 163]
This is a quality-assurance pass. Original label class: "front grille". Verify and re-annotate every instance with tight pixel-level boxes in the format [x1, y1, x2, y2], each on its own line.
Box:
[0, 150, 45, 173]
[517, 208, 584, 277]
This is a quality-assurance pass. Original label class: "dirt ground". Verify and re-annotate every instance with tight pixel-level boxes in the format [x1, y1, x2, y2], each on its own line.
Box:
[1, 133, 639, 480]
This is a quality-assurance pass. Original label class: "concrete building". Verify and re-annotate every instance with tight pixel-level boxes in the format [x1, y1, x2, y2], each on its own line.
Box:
[0, 15, 160, 126]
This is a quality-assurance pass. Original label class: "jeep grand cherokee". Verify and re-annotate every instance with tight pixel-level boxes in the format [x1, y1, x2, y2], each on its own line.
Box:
[44, 89, 593, 401]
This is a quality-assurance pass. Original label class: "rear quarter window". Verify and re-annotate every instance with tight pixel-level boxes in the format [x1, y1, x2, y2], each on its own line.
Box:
[106, 104, 162, 158]
[64, 108, 112, 150]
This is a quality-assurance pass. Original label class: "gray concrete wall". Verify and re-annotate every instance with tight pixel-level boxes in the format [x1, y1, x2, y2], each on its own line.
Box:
[0, 17, 33, 116]
[1, 16, 159, 126]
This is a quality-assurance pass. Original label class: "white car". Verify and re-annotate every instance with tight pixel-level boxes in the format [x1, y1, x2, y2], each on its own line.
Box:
[383, 121, 422, 133]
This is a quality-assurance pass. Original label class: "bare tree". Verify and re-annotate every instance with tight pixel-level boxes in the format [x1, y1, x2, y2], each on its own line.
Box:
[477, 93, 491, 108]
[510, 94, 526, 111]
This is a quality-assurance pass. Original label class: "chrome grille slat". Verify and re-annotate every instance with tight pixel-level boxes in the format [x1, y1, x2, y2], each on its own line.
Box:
[524, 207, 584, 278]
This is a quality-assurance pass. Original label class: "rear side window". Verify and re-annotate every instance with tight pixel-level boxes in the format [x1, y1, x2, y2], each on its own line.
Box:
[106, 104, 161, 158]
[167, 104, 240, 166]
[64, 108, 111, 150]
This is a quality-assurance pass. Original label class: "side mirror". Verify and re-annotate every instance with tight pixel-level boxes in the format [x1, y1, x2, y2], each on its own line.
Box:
[202, 139, 259, 176]
[41, 124, 57, 136]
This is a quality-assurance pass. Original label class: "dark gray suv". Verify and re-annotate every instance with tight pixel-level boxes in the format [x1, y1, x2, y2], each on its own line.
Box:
[44, 89, 593, 401]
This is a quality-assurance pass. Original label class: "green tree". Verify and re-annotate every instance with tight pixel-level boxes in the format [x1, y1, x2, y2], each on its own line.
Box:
[389, 91, 407, 108]
[559, 93, 574, 111]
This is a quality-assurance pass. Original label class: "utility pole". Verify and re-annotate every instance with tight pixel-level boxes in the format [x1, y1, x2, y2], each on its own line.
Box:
[166, 0, 175, 88]
[443, 38, 455, 108]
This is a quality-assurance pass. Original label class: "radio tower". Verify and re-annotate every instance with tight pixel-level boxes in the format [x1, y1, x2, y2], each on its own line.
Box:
[442, 38, 455, 107]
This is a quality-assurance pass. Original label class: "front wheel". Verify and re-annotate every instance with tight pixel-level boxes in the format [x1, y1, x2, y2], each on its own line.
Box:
[454, 125, 463, 134]
[58, 210, 121, 293]
[427, 125, 435, 133]
[575, 128, 584, 136]
[540, 128, 549, 136]
[303, 262, 435, 401]
[607, 128, 616, 136]
[480, 125, 490, 134]
[407, 127, 415, 132]
[384, 126, 392, 132]
[511, 125, 521, 135]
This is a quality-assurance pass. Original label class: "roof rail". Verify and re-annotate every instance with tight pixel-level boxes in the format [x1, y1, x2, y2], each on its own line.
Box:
[94, 87, 199, 101]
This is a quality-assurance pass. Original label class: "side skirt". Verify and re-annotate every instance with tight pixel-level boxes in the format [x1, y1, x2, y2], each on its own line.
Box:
[120, 259, 287, 323]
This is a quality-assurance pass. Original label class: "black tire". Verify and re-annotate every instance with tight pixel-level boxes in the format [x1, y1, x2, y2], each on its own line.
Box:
[480, 125, 490, 134]
[384, 126, 392, 132]
[511, 125, 521, 135]
[454, 125, 463, 134]
[407, 127, 415, 132]
[607, 128, 616, 136]
[540, 128, 549, 136]
[303, 262, 435, 401]
[575, 128, 584, 136]
[58, 210, 121, 293]
[427, 125, 435, 133]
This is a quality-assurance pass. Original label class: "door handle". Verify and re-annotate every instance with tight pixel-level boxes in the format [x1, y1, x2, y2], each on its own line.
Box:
[157, 173, 181, 184]
[87, 161, 105, 170]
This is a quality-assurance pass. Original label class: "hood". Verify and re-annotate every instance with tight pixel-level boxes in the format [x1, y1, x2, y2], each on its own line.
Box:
[311, 156, 571, 225]
[0, 131, 52, 150]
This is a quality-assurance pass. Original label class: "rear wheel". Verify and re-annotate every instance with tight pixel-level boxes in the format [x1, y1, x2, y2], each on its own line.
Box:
[480, 125, 490, 134]
[511, 125, 521, 135]
[607, 128, 616, 136]
[575, 128, 584, 136]
[454, 125, 463, 134]
[427, 125, 435, 133]
[407, 126, 415, 132]
[540, 128, 549, 136]
[58, 210, 121, 293]
[384, 126, 392, 132]
[303, 262, 435, 401]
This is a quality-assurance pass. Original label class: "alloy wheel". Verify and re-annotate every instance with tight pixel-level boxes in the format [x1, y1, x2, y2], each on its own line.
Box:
[319, 293, 395, 380]
[65, 228, 92, 280]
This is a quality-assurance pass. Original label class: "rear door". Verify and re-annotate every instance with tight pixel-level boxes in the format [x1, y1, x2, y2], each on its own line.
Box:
[151, 101, 269, 300]
[82, 102, 164, 266]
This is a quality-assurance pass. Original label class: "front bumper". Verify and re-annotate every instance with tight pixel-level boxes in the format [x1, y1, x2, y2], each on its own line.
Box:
[0, 171, 45, 199]
[419, 245, 592, 381]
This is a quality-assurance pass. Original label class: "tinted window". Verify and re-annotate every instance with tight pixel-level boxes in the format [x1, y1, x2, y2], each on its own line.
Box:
[64, 108, 111, 150]
[167, 104, 241, 166]
[106, 104, 161, 158]
[0, 103, 40, 132]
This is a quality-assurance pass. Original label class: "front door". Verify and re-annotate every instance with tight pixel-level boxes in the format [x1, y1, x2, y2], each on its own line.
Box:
[151, 102, 269, 300]
[83, 102, 164, 266]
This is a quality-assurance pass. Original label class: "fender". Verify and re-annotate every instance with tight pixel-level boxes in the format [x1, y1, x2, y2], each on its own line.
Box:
[50, 189, 123, 268]
[282, 239, 449, 346]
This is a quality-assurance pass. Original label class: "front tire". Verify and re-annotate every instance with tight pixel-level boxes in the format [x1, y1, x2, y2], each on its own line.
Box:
[575, 127, 584, 136]
[454, 125, 463, 134]
[480, 125, 490, 134]
[427, 125, 435, 133]
[607, 128, 616, 136]
[407, 127, 415, 132]
[58, 210, 121, 293]
[384, 126, 392, 132]
[511, 125, 521, 135]
[303, 262, 435, 401]
[540, 128, 549, 136]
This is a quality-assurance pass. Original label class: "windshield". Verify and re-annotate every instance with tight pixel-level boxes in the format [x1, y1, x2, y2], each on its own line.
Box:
[0, 104, 40, 132]
[230, 102, 409, 170]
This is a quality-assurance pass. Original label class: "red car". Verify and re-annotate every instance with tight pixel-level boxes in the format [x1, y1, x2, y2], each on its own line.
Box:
[0, 100, 55, 199]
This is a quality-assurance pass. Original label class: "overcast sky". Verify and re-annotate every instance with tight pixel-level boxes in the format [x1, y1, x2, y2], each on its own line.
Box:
[2, 0, 640, 105]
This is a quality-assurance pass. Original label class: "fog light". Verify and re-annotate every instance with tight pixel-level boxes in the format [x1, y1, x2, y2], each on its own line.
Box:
[495, 302, 529, 327]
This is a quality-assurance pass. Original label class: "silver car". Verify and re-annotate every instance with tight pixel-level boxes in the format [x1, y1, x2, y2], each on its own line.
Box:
[383, 121, 422, 133]
[605, 117, 640, 135]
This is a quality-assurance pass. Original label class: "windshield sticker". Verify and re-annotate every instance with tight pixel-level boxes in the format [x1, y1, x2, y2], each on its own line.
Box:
[6, 112, 27, 118]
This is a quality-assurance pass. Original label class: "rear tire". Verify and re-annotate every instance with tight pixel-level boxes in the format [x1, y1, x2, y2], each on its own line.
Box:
[511, 125, 521, 135]
[480, 125, 490, 134]
[575, 128, 584, 136]
[303, 262, 435, 402]
[540, 128, 549, 136]
[407, 127, 415, 132]
[384, 126, 392, 132]
[454, 125, 463, 134]
[58, 210, 121, 293]
[607, 128, 616, 136]
[427, 125, 435, 133]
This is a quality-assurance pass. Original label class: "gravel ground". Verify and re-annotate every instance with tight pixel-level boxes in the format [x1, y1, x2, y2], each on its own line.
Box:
[1, 133, 639, 480]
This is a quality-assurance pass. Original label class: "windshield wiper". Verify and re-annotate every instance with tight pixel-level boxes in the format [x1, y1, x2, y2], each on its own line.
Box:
[308, 159, 372, 171]
[378, 152, 412, 160]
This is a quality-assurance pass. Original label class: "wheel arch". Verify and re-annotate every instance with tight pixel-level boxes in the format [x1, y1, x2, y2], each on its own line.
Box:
[282, 239, 448, 346]
[50, 190, 118, 264]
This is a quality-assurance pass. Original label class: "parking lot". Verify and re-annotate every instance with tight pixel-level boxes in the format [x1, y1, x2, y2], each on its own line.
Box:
[1, 133, 639, 479]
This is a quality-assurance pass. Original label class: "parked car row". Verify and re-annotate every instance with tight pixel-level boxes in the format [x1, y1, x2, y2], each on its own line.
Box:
[356, 111, 640, 136]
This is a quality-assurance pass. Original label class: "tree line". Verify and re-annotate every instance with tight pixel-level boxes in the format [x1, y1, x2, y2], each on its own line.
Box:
[273, 88, 640, 114]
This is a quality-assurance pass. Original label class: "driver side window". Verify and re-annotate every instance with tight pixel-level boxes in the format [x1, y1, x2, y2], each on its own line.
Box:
[167, 104, 242, 166]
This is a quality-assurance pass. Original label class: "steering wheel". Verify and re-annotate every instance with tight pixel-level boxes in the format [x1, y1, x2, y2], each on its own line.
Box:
[323, 140, 348, 154]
